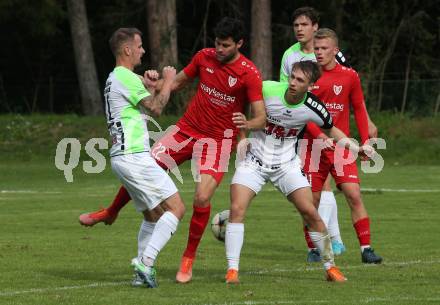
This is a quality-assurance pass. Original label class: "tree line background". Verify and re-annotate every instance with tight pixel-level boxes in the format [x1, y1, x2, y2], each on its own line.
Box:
[0, 0, 439, 116]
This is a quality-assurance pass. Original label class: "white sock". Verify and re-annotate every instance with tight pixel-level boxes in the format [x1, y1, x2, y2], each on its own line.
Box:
[318, 191, 332, 227]
[225, 223, 244, 271]
[320, 191, 343, 243]
[309, 231, 334, 270]
[361, 245, 371, 252]
[137, 220, 156, 259]
[142, 211, 179, 266]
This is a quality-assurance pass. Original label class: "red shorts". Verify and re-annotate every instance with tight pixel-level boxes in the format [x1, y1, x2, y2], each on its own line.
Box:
[303, 148, 360, 192]
[151, 128, 234, 184]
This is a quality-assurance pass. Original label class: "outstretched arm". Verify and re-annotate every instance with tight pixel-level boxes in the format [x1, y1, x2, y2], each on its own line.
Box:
[144, 70, 193, 93]
[322, 126, 374, 157]
[171, 70, 192, 91]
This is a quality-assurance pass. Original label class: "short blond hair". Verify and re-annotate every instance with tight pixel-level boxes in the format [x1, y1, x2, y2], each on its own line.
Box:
[314, 28, 339, 47]
[109, 27, 142, 57]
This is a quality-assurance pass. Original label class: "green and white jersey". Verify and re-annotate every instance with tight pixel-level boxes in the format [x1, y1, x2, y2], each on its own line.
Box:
[104, 66, 151, 157]
[248, 81, 333, 166]
[279, 42, 316, 82]
[280, 43, 351, 82]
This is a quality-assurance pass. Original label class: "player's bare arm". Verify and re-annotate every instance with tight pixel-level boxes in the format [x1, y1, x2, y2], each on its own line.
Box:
[315, 133, 336, 151]
[236, 129, 250, 161]
[232, 100, 266, 130]
[171, 71, 193, 91]
[141, 66, 176, 116]
[323, 126, 375, 157]
[147, 70, 193, 93]
[367, 114, 378, 138]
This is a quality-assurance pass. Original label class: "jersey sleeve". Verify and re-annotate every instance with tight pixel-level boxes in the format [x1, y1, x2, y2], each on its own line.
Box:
[335, 50, 351, 68]
[350, 72, 369, 143]
[279, 50, 290, 82]
[245, 70, 263, 102]
[183, 50, 203, 79]
[118, 72, 150, 106]
[304, 96, 333, 130]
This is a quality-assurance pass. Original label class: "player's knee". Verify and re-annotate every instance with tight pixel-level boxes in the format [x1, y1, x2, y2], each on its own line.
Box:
[170, 199, 185, 220]
[159, 194, 186, 220]
[312, 193, 321, 208]
[193, 191, 212, 207]
[345, 192, 363, 209]
[230, 202, 246, 222]
[301, 208, 321, 225]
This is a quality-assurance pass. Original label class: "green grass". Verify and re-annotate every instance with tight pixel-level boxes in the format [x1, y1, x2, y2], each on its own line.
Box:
[1, 113, 440, 304]
[349, 112, 440, 165]
[1, 113, 440, 164]
[1, 155, 440, 304]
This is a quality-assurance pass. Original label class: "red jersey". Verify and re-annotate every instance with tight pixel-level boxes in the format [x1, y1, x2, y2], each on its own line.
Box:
[176, 48, 263, 141]
[306, 63, 369, 144]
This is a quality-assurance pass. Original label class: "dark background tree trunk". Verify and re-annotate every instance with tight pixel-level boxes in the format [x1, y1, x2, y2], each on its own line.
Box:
[434, 92, 440, 116]
[1, 0, 439, 115]
[250, 0, 272, 80]
[66, 0, 103, 115]
[331, 0, 346, 35]
[400, 41, 413, 116]
[146, 0, 178, 70]
[376, 18, 405, 112]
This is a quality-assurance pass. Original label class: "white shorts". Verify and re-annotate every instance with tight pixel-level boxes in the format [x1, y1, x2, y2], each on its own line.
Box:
[111, 152, 178, 212]
[231, 156, 310, 197]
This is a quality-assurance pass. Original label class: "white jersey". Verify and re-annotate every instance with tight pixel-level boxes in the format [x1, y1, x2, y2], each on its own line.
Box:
[248, 81, 333, 166]
[104, 66, 151, 157]
[280, 42, 351, 82]
[279, 42, 316, 82]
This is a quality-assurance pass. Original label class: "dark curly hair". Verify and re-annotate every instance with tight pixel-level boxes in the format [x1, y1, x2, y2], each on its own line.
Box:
[213, 17, 245, 43]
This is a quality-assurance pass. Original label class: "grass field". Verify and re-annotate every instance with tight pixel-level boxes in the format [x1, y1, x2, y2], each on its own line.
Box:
[1, 153, 440, 305]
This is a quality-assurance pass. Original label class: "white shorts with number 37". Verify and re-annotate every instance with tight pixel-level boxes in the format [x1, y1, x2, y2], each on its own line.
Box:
[231, 156, 310, 196]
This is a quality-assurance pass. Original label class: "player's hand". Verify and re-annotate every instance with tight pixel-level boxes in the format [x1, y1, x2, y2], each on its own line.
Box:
[143, 70, 159, 90]
[236, 138, 250, 161]
[368, 121, 378, 139]
[162, 66, 176, 82]
[232, 112, 248, 129]
[359, 144, 375, 160]
[321, 137, 335, 151]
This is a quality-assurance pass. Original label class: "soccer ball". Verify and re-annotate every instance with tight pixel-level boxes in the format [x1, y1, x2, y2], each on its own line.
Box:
[211, 209, 230, 242]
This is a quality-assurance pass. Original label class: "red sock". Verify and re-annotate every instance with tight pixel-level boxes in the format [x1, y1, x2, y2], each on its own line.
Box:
[353, 217, 371, 246]
[303, 225, 315, 249]
[107, 186, 131, 216]
[183, 204, 211, 258]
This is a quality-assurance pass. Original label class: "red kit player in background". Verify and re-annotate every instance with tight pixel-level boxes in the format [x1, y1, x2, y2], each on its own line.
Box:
[303, 28, 382, 264]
